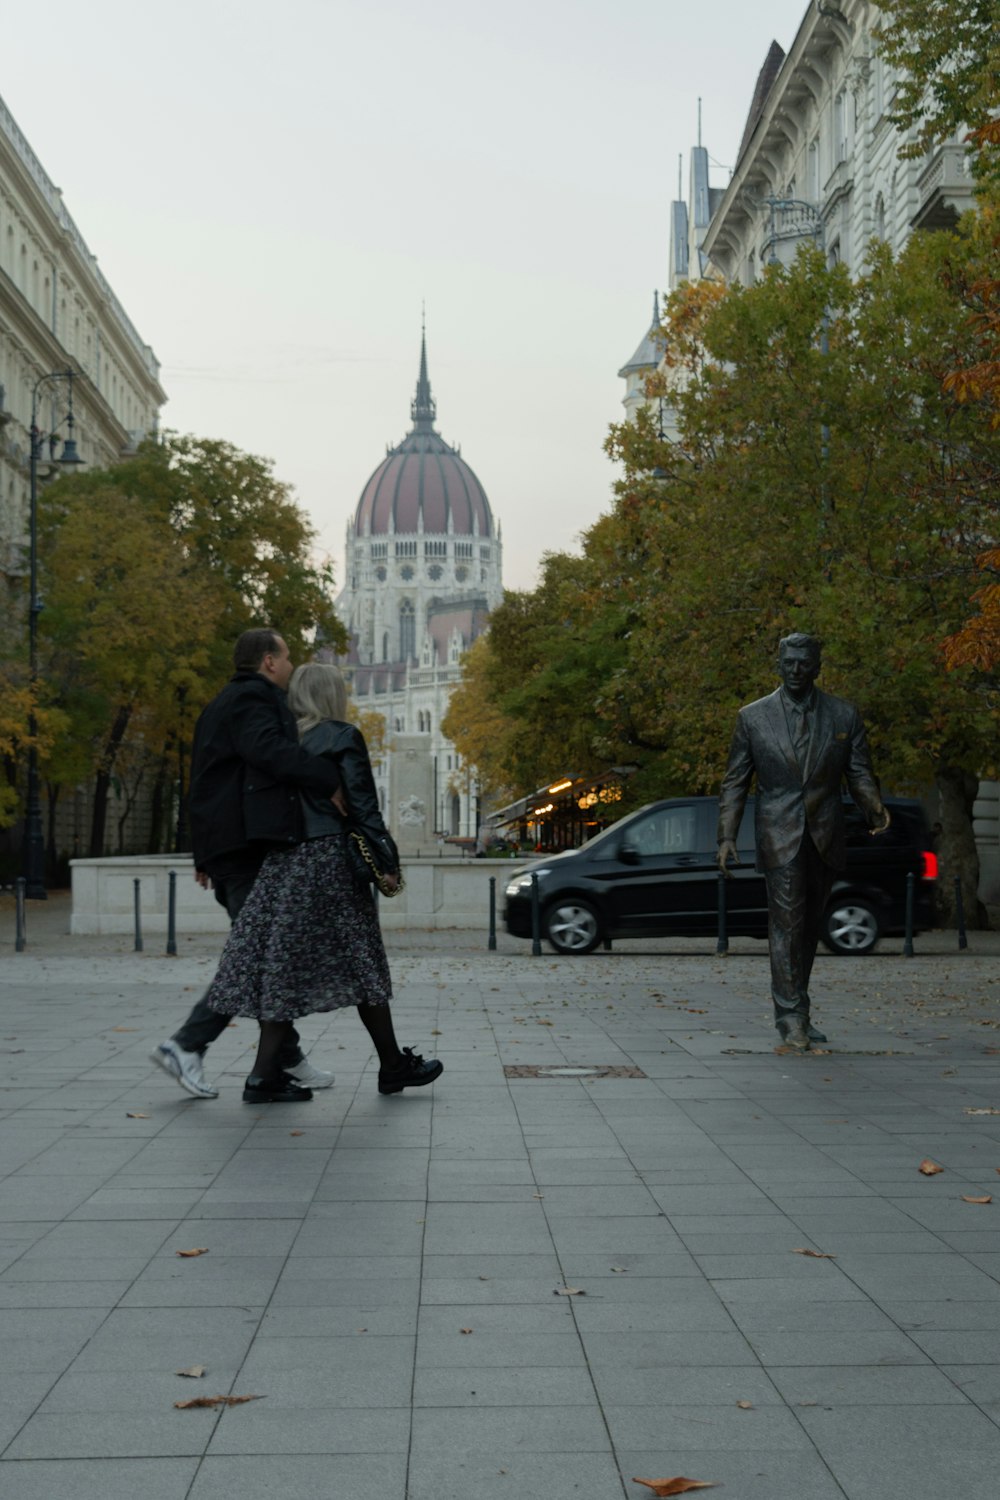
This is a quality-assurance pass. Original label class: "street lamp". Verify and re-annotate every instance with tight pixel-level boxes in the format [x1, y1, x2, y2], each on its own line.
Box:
[22, 369, 84, 898]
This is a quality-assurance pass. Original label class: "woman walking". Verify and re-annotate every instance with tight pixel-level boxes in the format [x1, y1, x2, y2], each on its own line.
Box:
[204, 661, 443, 1103]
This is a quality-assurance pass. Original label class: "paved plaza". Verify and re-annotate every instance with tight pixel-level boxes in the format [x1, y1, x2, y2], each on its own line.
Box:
[1, 894, 999, 1499]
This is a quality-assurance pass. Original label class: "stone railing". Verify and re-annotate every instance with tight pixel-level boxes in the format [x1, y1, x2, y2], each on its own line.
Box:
[70, 855, 516, 935]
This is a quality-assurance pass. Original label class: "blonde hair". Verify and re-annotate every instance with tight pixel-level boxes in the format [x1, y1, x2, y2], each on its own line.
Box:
[289, 662, 348, 733]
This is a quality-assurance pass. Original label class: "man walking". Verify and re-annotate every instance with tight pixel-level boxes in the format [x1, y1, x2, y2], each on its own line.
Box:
[152, 628, 345, 1097]
[717, 632, 889, 1050]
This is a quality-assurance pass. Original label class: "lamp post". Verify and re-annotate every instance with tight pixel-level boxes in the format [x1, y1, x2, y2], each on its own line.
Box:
[22, 369, 83, 898]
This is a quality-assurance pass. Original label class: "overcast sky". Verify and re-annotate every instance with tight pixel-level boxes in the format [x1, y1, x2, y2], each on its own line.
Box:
[3, 0, 810, 590]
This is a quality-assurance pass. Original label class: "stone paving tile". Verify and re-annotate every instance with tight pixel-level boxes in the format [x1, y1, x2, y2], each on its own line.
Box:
[411, 1366, 596, 1407]
[188, 1454, 406, 1500]
[0, 1457, 199, 1500]
[414, 1451, 628, 1500]
[616, 1448, 849, 1500]
[206, 1404, 411, 1454]
[796, 1403, 1000, 1499]
[4, 1411, 218, 1459]
[767, 1363, 970, 1405]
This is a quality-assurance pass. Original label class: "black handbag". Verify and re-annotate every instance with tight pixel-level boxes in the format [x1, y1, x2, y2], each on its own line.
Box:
[346, 826, 404, 898]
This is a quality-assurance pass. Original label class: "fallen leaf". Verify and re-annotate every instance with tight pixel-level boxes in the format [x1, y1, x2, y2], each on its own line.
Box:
[919, 1159, 944, 1175]
[533, 1193, 545, 1199]
[965, 1108, 1000, 1116]
[175, 1248, 209, 1258]
[112, 1027, 136, 1032]
[460, 1327, 473, 1335]
[961, 1194, 993, 1204]
[554, 1286, 586, 1296]
[536, 1019, 554, 1026]
[478, 1275, 490, 1281]
[431, 1029, 442, 1035]
[610, 1266, 629, 1273]
[792, 1247, 836, 1258]
[125, 1112, 149, 1119]
[176, 1366, 206, 1378]
[174, 1393, 263, 1409]
[736, 1399, 754, 1409]
[289, 1130, 304, 1136]
[632, 1480, 716, 1496]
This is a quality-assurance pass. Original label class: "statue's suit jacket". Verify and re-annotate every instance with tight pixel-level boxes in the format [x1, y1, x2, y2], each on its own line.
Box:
[717, 688, 884, 872]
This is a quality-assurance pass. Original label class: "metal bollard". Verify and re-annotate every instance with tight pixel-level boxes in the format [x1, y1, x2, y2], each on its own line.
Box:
[15, 876, 26, 952]
[530, 871, 542, 957]
[133, 878, 143, 953]
[954, 875, 968, 951]
[488, 876, 497, 951]
[903, 870, 915, 957]
[166, 870, 178, 956]
[716, 870, 729, 955]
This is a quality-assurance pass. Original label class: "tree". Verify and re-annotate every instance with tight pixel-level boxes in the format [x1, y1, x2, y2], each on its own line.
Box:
[873, 6, 1000, 676]
[35, 435, 347, 859]
[604, 235, 1000, 923]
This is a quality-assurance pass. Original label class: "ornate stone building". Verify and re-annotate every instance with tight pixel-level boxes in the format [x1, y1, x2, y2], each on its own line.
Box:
[700, 2, 974, 279]
[0, 89, 165, 875]
[0, 90, 165, 576]
[334, 333, 503, 852]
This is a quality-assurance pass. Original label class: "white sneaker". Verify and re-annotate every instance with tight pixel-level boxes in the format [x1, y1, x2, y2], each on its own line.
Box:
[151, 1040, 219, 1099]
[287, 1057, 334, 1089]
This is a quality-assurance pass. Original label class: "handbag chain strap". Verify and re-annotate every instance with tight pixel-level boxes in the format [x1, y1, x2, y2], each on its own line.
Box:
[350, 830, 404, 898]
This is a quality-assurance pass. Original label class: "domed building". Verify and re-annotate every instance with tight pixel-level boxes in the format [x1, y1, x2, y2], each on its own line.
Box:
[335, 329, 503, 851]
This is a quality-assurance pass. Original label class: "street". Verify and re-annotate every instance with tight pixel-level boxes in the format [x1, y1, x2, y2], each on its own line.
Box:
[1, 897, 999, 1499]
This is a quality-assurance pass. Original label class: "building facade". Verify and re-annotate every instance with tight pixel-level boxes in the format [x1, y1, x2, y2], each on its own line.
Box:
[0, 90, 165, 875]
[700, 1, 974, 280]
[0, 91, 165, 575]
[334, 334, 503, 853]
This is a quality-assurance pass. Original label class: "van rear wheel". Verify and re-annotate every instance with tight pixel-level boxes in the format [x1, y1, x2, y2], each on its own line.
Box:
[822, 899, 879, 955]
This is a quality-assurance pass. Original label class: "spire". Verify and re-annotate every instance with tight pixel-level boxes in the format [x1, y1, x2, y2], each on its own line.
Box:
[410, 307, 437, 430]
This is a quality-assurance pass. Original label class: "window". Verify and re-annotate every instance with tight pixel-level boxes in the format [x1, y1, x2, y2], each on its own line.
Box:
[626, 805, 699, 857]
[395, 540, 417, 558]
[874, 192, 886, 240]
[399, 600, 415, 660]
[382, 632, 389, 662]
[424, 540, 447, 557]
[807, 139, 819, 202]
[455, 541, 473, 559]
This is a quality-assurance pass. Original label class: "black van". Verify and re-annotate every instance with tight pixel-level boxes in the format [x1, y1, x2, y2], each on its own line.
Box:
[502, 795, 937, 955]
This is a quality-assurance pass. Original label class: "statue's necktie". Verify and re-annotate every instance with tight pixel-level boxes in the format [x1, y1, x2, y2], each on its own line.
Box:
[792, 705, 810, 768]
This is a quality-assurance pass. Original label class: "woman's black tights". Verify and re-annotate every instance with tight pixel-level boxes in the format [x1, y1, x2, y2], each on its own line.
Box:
[252, 1021, 296, 1082]
[357, 1002, 403, 1069]
[252, 1005, 402, 1080]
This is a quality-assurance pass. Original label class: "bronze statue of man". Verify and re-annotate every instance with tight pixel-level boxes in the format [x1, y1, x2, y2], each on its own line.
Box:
[717, 633, 889, 1050]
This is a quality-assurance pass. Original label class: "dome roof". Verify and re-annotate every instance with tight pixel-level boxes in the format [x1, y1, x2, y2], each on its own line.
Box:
[353, 332, 494, 539]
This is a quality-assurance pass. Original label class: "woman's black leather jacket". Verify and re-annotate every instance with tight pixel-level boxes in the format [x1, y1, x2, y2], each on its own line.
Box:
[298, 720, 399, 873]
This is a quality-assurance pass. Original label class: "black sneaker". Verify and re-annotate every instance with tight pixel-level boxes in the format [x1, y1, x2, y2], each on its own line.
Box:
[242, 1072, 314, 1103]
[378, 1047, 444, 1096]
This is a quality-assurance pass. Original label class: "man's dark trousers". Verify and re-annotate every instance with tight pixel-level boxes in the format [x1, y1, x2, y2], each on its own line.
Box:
[764, 833, 835, 1024]
[172, 861, 300, 1064]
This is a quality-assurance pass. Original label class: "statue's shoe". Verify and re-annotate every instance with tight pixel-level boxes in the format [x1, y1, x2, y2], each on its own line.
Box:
[776, 1017, 811, 1051]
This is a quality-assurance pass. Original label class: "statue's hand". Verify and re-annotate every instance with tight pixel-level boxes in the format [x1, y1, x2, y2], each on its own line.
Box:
[717, 839, 740, 876]
[870, 808, 891, 836]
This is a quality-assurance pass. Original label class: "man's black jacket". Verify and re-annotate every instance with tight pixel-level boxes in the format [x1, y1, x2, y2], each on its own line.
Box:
[188, 672, 341, 871]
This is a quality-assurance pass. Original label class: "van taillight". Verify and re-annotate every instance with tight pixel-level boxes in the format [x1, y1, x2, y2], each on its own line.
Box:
[921, 851, 938, 880]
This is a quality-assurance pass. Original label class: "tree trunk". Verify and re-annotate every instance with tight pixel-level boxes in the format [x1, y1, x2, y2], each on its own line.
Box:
[89, 704, 132, 857]
[934, 765, 984, 929]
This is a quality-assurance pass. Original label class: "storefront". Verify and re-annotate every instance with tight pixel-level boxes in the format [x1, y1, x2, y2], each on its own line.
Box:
[484, 770, 631, 853]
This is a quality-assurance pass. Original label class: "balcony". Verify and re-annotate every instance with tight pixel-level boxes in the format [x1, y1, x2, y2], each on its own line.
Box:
[912, 144, 974, 231]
